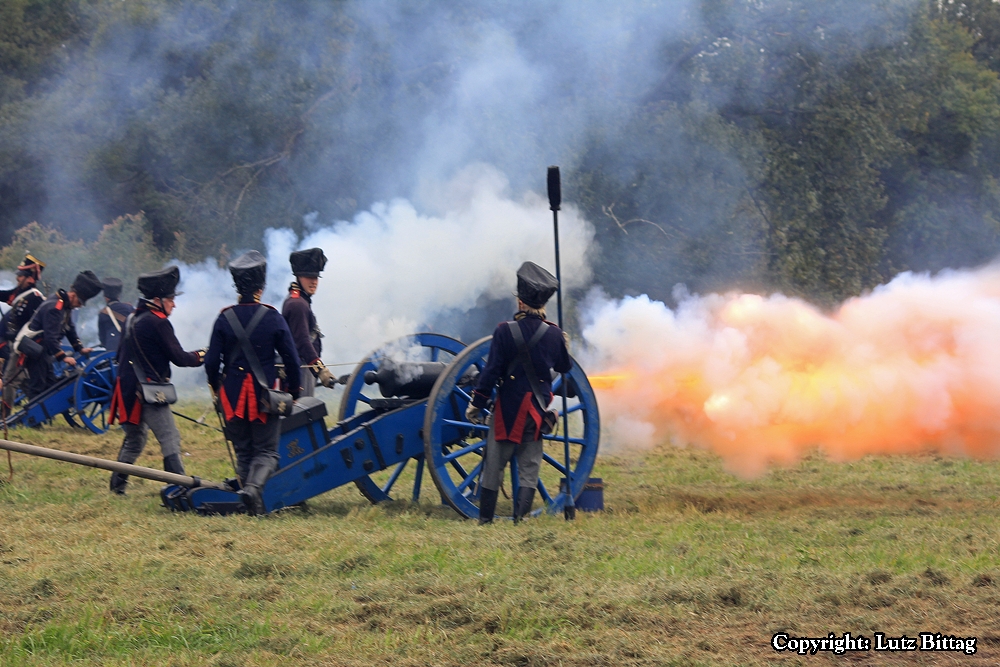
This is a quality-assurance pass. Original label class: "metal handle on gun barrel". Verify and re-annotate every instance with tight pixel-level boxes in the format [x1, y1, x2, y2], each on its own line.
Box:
[548, 166, 575, 520]
[0, 438, 230, 490]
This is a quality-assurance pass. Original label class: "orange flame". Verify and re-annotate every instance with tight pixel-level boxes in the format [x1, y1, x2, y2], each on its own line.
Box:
[587, 373, 632, 389]
[581, 265, 1000, 476]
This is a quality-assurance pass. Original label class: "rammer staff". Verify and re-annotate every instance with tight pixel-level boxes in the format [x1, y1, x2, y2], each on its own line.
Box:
[548, 166, 575, 521]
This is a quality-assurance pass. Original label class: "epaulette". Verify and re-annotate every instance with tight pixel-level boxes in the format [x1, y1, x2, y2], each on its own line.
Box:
[289, 289, 301, 299]
[55, 299, 63, 311]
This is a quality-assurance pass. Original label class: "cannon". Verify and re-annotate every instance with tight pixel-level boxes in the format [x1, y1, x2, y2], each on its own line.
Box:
[1, 333, 600, 520]
[2, 349, 117, 434]
[162, 333, 599, 519]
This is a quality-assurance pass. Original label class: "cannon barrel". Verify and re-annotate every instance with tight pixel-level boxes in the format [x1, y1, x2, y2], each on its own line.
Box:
[364, 361, 448, 399]
[364, 362, 479, 399]
[0, 438, 230, 490]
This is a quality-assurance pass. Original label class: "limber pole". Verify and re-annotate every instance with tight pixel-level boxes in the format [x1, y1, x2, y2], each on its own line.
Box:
[548, 166, 575, 521]
[0, 438, 230, 490]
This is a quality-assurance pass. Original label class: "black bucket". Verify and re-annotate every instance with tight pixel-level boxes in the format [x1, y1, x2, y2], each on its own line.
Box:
[560, 477, 604, 512]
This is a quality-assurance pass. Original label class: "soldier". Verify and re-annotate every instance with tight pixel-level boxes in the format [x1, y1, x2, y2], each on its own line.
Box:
[97, 277, 134, 352]
[205, 251, 302, 515]
[464, 262, 571, 524]
[0, 255, 45, 406]
[15, 270, 102, 400]
[0, 254, 45, 360]
[282, 247, 336, 396]
[107, 266, 205, 495]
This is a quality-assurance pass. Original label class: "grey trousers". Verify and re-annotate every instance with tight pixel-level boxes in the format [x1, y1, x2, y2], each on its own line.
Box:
[480, 418, 543, 492]
[119, 402, 182, 462]
[299, 372, 315, 398]
[224, 416, 280, 481]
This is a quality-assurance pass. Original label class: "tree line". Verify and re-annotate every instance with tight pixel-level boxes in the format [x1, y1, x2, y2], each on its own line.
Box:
[2, 0, 1000, 306]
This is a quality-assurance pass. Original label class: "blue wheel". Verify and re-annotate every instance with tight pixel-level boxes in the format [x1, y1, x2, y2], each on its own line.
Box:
[423, 336, 600, 520]
[72, 351, 118, 434]
[338, 333, 465, 503]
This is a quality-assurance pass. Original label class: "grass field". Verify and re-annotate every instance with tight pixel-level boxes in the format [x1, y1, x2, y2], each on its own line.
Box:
[1, 400, 1000, 666]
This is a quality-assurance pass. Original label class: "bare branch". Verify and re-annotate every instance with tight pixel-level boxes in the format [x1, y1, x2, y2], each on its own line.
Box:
[602, 202, 677, 239]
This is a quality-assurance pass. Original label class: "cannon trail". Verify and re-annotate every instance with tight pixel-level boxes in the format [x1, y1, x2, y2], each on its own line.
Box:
[0, 439, 230, 490]
[582, 263, 1000, 477]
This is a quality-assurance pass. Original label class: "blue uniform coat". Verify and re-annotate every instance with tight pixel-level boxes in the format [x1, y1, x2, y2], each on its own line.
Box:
[471, 313, 571, 444]
[0, 284, 43, 359]
[205, 300, 302, 423]
[25, 290, 83, 360]
[281, 285, 321, 365]
[98, 300, 135, 352]
[109, 302, 203, 424]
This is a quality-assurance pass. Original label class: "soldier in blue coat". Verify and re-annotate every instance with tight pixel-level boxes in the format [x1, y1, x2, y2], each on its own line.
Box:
[97, 277, 134, 352]
[16, 270, 101, 399]
[205, 251, 302, 515]
[0, 254, 45, 360]
[0, 255, 45, 407]
[108, 267, 205, 494]
[465, 262, 571, 524]
[282, 247, 336, 396]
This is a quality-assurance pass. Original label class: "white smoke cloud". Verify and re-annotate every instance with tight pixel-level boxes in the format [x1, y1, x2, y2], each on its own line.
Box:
[169, 163, 592, 388]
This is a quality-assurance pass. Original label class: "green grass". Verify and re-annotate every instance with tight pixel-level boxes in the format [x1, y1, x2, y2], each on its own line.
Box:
[1, 402, 999, 665]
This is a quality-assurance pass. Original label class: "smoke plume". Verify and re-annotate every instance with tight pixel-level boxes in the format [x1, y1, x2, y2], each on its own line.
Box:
[580, 265, 1000, 476]
[168, 164, 592, 386]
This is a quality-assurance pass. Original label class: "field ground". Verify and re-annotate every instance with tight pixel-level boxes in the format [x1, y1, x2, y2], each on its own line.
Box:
[1, 400, 1000, 666]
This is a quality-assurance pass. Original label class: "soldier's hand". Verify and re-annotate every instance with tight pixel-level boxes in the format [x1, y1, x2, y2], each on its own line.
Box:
[80, 347, 93, 356]
[195, 348, 207, 365]
[317, 366, 337, 388]
[465, 403, 485, 425]
[64, 356, 78, 367]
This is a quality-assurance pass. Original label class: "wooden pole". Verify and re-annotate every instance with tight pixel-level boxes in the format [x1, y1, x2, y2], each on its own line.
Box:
[0, 438, 230, 490]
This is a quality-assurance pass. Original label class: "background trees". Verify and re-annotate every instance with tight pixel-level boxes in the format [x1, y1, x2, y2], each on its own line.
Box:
[1, 0, 1000, 307]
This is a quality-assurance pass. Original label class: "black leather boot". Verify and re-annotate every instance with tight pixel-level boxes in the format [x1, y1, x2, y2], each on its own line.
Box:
[478, 487, 498, 525]
[239, 460, 275, 516]
[163, 454, 186, 475]
[513, 487, 536, 524]
[109, 472, 128, 495]
[110, 445, 137, 495]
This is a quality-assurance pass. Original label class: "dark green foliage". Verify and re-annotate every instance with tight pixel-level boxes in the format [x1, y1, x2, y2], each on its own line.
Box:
[573, 0, 1000, 304]
[2, 0, 1000, 304]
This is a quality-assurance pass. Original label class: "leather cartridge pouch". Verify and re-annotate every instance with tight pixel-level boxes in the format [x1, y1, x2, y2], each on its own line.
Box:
[138, 378, 177, 405]
[260, 387, 293, 416]
[126, 313, 177, 405]
[15, 336, 44, 360]
[540, 408, 559, 436]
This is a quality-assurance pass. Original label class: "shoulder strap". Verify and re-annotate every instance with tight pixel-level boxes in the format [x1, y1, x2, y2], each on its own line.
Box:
[506, 320, 552, 410]
[103, 306, 122, 332]
[13, 296, 47, 348]
[126, 312, 165, 383]
[10, 288, 41, 308]
[223, 307, 272, 391]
